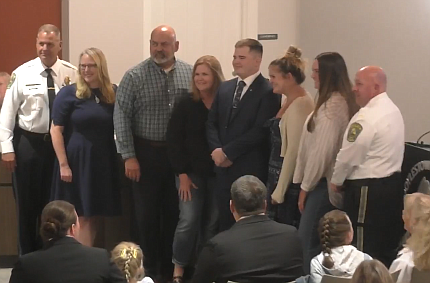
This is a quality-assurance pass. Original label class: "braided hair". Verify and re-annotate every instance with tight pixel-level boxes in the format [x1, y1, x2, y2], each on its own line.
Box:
[111, 242, 144, 282]
[318, 210, 352, 269]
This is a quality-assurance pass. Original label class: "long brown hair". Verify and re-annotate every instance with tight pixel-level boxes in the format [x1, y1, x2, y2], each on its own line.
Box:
[307, 52, 358, 132]
[191, 55, 225, 101]
[319, 210, 352, 269]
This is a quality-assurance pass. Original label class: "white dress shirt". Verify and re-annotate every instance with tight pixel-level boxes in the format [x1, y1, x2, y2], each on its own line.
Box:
[234, 71, 261, 100]
[389, 247, 414, 283]
[331, 92, 405, 185]
[0, 57, 77, 153]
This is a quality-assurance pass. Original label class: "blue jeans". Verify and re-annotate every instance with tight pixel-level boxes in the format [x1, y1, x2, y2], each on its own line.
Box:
[172, 174, 219, 267]
[298, 180, 335, 274]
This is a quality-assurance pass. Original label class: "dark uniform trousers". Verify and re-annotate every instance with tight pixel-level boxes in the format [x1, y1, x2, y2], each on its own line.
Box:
[12, 127, 55, 255]
[132, 136, 179, 280]
[344, 172, 405, 267]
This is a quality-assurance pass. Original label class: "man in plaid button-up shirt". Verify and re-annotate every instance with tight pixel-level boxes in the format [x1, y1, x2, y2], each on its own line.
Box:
[114, 25, 192, 282]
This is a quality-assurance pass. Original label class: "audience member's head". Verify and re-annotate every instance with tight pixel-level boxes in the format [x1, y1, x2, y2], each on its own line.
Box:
[77, 47, 115, 103]
[351, 259, 394, 283]
[353, 66, 387, 107]
[307, 52, 358, 132]
[233, 39, 263, 80]
[150, 25, 178, 68]
[319, 210, 353, 269]
[111, 242, 144, 283]
[0, 72, 11, 106]
[191, 55, 225, 101]
[268, 45, 306, 94]
[36, 24, 62, 68]
[40, 200, 79, 242]
[404, 192, 430, 270]
[230, 175, 267, 220]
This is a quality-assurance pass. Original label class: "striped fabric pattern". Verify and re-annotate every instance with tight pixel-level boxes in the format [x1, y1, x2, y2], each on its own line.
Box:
[293, 93, 350, 192]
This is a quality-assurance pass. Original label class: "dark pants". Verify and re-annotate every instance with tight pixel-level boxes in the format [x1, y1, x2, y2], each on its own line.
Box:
[12, 128, 54, 255]
[172, 174, 218, 267]
[267, 182, 301, 228]
[344, 172, 404, 268]
[298, 180, 335, 274]
[215, 172, 236, 232]
[132, 137, 179, 280]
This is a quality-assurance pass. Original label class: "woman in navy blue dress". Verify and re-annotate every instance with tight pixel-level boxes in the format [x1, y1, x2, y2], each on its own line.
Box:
[50, 47, 120, 246]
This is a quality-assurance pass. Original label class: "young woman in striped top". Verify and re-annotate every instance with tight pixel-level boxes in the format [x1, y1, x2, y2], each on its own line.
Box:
[293, 52, 358, 273]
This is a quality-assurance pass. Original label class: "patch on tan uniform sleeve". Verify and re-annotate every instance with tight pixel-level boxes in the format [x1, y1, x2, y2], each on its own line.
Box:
[7, 73, 16, 89]
[347, 122, 363, 142]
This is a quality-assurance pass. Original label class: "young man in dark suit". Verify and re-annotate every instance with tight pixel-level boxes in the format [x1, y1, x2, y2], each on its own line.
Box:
[206, 39, 280, 231]
[192, 175, 304, 283]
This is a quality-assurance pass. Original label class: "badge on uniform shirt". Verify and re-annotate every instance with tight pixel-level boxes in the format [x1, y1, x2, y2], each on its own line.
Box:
[347, 122, 363, 142]
[7, 73, 16, 89]
[63, 76, 71, 86]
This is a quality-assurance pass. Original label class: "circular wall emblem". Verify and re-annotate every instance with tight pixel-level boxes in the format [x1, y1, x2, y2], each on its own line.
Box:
[404, 160, 430, 194]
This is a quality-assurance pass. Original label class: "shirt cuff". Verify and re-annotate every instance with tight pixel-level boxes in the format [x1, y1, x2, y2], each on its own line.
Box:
[331, 168, 348, 186]
[120, 152, 136, 160]
[1, 140, 14, 154]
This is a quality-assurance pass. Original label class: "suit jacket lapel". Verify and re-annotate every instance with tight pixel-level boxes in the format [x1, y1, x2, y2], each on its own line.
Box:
[229, 74, 265, 123]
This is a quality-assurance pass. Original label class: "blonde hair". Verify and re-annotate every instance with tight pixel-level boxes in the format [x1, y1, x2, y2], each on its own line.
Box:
[318, 210, 352, 269]
[351, 260, 394, 283]
[269, 45, 306, 84]
[191, 55, 225, 101]
[76, 47, 115, 104]
[404, 193, 430, 270]
[111, 242, 144, 282]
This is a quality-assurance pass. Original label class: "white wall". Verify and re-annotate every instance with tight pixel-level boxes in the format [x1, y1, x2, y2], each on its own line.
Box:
[297, 0, 430, 142]
[142, 0, 242, 79]
[257, 0, 298, 77]
[64, 0, 298, 82]
[66, 0, 144, 84]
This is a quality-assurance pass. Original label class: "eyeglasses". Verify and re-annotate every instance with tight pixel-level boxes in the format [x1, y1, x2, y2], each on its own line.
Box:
[79, 64, 97, 70]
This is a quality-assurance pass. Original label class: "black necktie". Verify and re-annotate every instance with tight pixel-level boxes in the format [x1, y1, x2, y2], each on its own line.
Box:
[45, 68, 56, 120]
[232, 80, 246, 109]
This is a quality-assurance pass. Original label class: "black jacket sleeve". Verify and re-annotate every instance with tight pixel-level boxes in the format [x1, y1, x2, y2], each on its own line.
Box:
[166, 98, 192, 174]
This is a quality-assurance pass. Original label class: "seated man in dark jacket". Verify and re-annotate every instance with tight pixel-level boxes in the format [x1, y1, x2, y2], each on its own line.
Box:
[192, 175, 304, 283]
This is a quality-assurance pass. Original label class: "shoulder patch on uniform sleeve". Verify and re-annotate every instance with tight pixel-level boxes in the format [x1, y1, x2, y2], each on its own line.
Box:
[347, 122, 363, 142]
[7, 73, 16, 89]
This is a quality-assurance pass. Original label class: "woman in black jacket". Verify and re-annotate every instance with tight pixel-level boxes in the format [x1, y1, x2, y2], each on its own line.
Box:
[167, 55, 225, 283]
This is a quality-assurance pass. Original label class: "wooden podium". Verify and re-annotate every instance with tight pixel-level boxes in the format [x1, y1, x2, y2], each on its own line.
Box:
[401, 142, 430, 194]
[0, 164, 18, 266]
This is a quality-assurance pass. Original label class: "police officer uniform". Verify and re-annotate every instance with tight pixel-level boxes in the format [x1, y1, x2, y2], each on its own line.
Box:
[331, 92, 405, 267]
[0, 57, 77, 255]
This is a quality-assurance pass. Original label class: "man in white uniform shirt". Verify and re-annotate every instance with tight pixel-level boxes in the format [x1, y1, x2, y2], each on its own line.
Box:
[330, 66, 405, 267]
[0, 24, 77, 255]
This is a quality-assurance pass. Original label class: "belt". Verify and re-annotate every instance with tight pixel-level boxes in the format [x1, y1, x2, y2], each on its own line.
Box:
[134, 136, 167, 147]
[18, 128, 51, 141]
